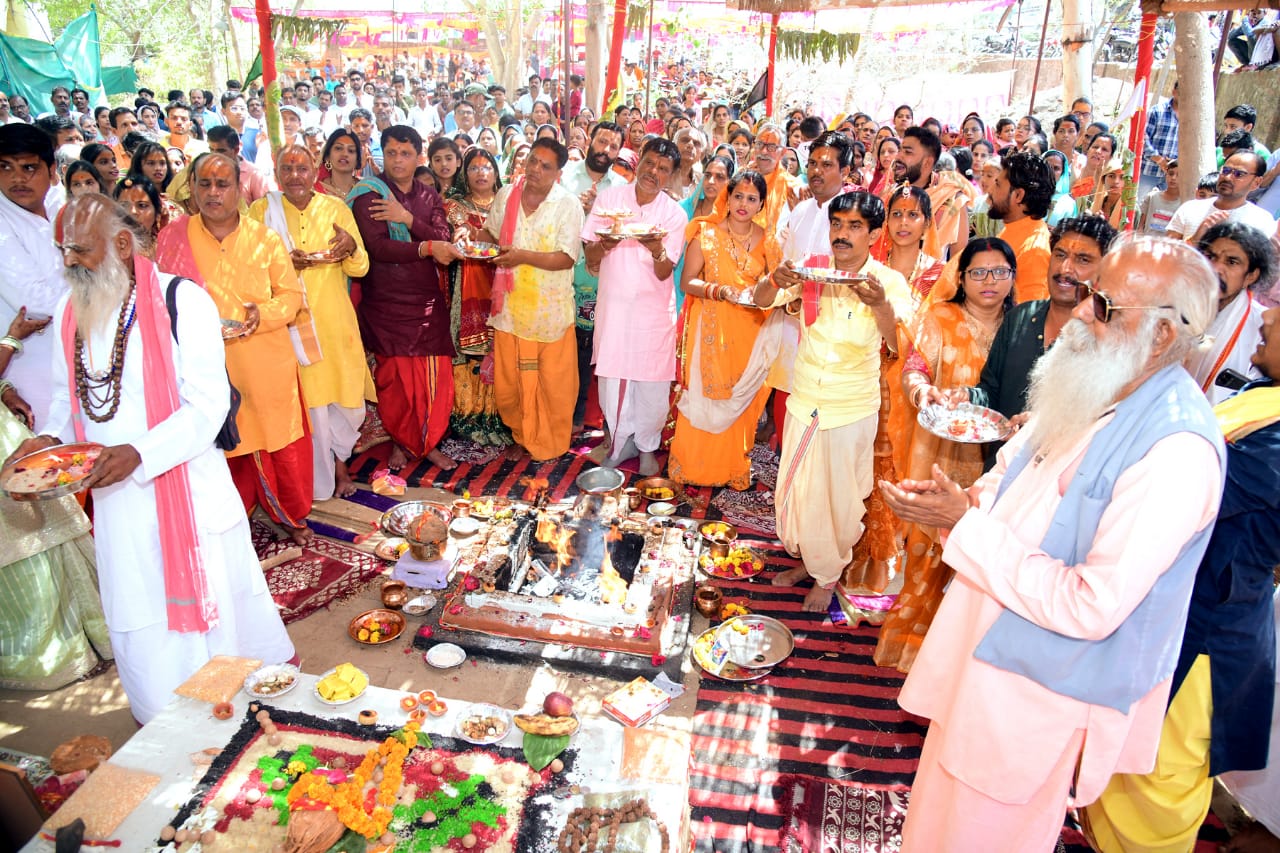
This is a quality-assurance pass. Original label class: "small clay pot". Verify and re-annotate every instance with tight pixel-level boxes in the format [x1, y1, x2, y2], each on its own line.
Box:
[694, 584, 723, 618]
[381, 580, 409, 609]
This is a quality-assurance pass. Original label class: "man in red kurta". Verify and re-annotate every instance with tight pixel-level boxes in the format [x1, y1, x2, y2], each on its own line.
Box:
[349, 125, 463, 471]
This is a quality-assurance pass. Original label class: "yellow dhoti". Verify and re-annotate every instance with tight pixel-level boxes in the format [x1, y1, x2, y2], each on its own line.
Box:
[1083, 654, 1214, 853]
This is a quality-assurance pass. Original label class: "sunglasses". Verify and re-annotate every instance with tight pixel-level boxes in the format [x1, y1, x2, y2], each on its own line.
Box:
[1075, 281, 1176, 324]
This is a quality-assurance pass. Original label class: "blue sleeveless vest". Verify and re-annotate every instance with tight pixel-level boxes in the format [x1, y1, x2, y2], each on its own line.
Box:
[973, 365, 1226, 712]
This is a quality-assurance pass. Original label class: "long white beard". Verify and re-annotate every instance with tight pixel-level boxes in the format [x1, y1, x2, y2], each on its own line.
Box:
[66, 251, 133, 338]
[1022, 316, 1158, 455]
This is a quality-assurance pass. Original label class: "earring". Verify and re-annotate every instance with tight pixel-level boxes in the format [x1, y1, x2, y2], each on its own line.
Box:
[324, 161, 332, 170]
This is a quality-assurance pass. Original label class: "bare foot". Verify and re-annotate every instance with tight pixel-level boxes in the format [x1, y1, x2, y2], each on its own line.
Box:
[333, 459, 357, 498]
[503, 444, 527, 461]
[387, 443, 410, 471]
[426, 448, 457, 470]
[287, 524, 314, 547]
[605, 434, 638, 467]
[638, 450, 659, 477]
[772, 566, 810, 587]
[802, 583, 834, 612]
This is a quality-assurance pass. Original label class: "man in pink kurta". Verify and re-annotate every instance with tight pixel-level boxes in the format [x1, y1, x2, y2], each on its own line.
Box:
[882, 238, 1226, 851]
[582, 137, 689, 476]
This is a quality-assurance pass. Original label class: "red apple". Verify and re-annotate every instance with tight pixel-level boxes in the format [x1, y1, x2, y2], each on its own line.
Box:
[543, 691, 574, 718]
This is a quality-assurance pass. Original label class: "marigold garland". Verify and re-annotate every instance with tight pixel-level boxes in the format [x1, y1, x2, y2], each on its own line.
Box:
[286, 722, 420, 839]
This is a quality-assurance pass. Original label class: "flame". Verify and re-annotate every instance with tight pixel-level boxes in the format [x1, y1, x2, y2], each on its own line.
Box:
[598, 546, 628, 606]
[535, 511, 575, 571]
[519, 476, 550, 502]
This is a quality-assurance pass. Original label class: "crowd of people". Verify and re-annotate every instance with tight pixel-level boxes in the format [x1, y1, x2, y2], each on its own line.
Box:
[1, 53, 1279, 850]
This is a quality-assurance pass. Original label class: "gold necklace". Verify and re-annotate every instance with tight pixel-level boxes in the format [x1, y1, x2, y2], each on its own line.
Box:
[723, 225, 755, 273]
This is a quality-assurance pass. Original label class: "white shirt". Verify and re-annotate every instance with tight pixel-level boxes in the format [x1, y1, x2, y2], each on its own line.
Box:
[514, 91, 551, 119]
[0, 191, 66, 427]
[45, 272, 250, 631]
[1166, 197, 1277, 239]
[408, 104, 442, 137]
[1185, 292, 1266, 404]
[780, 194, 836, 264]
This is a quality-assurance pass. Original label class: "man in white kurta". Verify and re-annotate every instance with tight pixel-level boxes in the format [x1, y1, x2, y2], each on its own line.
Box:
[0, 123, 68, 428]
[15, 195, 294, 723]
[582, 138, 689, 476]
[1188, 221, 1270, 403]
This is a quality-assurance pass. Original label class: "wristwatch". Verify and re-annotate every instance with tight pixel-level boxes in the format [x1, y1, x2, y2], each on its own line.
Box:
[652, 248, 668, 264]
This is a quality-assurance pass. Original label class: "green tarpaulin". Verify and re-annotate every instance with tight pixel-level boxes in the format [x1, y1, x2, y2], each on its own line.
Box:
[0, 7, 132, 113]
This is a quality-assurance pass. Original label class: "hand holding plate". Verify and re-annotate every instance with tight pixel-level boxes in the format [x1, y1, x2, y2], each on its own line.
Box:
[84, 443, 141, 489]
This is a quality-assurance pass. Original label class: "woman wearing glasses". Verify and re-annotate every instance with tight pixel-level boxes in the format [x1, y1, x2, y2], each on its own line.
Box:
[443, 148, 511, 446]
[874, 237, 1016, 673]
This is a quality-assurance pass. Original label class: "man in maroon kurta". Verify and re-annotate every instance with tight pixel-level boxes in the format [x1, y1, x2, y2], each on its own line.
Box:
[349, 125, 462, 470]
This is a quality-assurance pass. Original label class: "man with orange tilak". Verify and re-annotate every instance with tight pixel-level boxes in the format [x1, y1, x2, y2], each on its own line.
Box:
[156, 152, 313, 545]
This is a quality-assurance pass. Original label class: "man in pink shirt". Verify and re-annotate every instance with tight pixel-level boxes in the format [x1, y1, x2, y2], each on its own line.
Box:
[583, 137, 689, 476]
[882, 236, 1227, 851]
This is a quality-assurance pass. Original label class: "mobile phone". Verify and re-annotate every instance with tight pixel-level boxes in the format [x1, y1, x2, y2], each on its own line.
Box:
[1214, 368, 1249, 391]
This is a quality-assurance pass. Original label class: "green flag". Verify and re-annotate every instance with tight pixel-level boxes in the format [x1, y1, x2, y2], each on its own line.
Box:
[244, 52, 263, 87]
[54, 7, 106, 106]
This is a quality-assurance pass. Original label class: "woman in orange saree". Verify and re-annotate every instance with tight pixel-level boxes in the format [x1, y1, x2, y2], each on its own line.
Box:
[444, 148, 510, 446]
[669, 170, 780, 489]
[838, 186, 945, 626]
[873, 236, 1015, 673]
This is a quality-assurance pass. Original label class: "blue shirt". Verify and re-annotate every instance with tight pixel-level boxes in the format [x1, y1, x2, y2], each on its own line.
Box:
[1142, 99, 1179, 184]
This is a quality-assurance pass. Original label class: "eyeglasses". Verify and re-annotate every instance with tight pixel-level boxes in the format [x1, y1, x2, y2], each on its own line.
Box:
[1218, 166, 1254, 180]
[467, 163, 495, 173]
[757, 142, 781, 153]
[965, 266, 1014, 281]
[1075, 281, 1177, 324]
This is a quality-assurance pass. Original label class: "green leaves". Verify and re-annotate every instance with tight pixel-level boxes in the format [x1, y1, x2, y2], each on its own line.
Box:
[522, 733, 570, 771]
[776, 30, 861, 65]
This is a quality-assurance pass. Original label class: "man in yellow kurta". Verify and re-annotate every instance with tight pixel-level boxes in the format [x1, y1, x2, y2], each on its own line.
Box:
[249, 146, 371, 500]
[155, 153, 312, 545]
[754, 191, 912, 611]
[484, 138, 585, 461]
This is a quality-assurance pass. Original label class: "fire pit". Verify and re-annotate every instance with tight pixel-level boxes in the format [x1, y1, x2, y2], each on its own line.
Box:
[437, 492, 698, 664]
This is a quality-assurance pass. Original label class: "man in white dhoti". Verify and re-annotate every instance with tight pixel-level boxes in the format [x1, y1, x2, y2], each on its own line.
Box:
[753, 191, 912, 611]
[1189, 220, 1272, 403]
[582, 137, 689, 476]
[0, 123, 68, 428]
[6, 194, 295, 723]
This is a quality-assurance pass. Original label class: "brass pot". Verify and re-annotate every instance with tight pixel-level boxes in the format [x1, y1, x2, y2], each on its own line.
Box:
[407, 538, 442, 562]
[381, 580, 409, 609]
[694, 584, 723, 618]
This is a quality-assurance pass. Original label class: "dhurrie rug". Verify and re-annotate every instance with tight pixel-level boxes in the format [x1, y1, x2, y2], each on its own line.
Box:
[250, 521, 386, 624]
[689, 540, 924, 853]
[777, 774, 909, 853]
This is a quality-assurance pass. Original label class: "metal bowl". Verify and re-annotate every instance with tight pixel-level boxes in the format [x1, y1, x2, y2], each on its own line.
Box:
[720, 615, 795, 669]
[348, 608, 406, 645]
[634, 476, 679, 503]
[576, 466, 625, 495]
[380, 500, 453, 537]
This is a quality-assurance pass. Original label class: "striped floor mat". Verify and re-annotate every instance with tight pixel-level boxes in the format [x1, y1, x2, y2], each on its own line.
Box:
[347, 438, 779, 535]
[690, 540, 925, 853]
